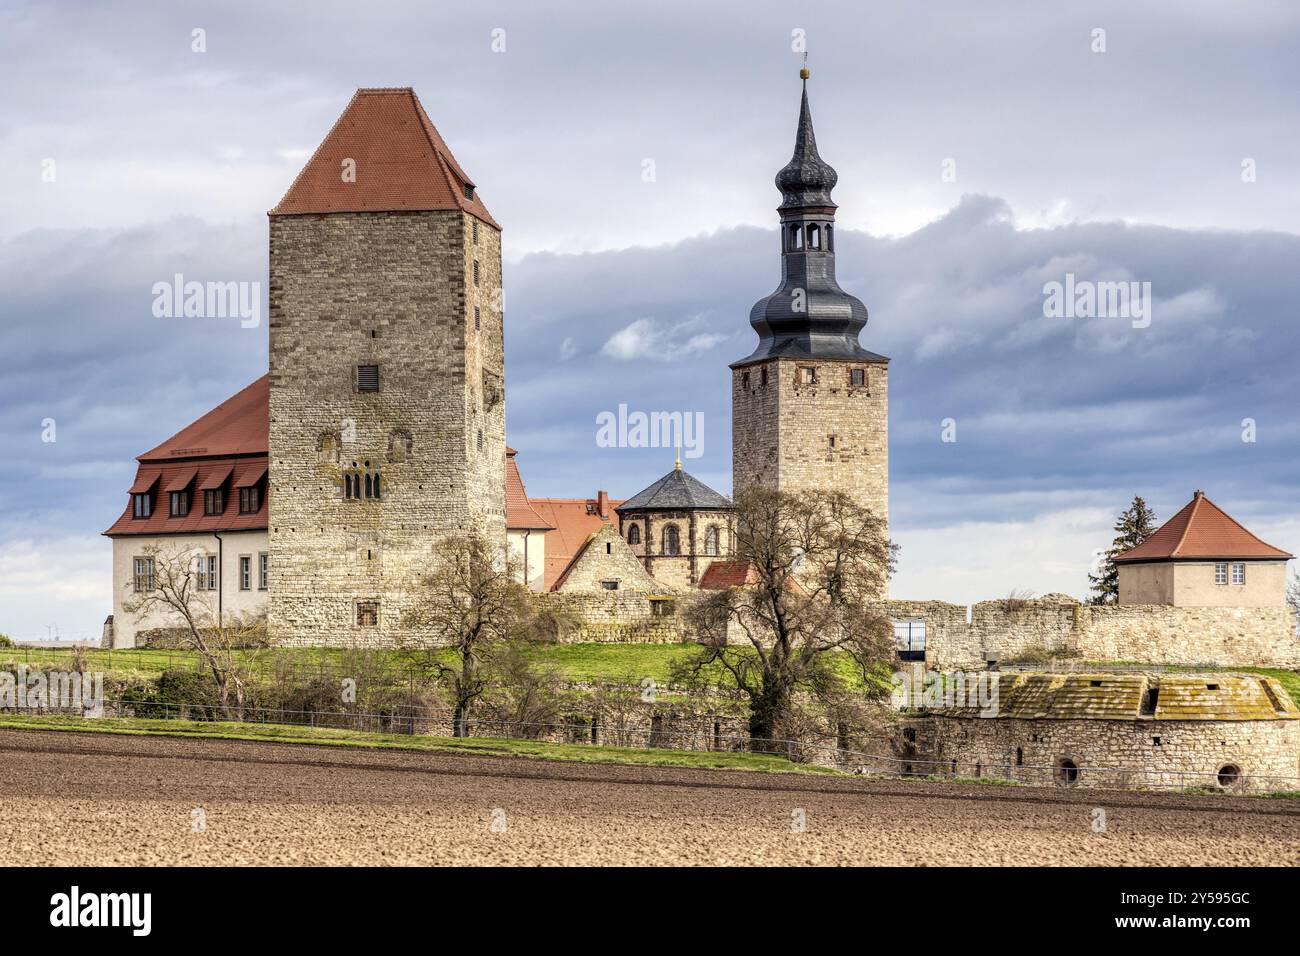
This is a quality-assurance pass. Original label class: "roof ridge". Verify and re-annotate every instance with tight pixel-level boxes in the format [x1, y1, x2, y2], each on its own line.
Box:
[1169, 493, 1200, 557]
[268, 90, 362, 216]
[1195, 492, 1279, 553]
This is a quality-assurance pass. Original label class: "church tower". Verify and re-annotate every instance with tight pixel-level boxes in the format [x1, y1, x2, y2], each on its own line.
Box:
[731, 70, 890, 538]
[267, 88, 506, 644]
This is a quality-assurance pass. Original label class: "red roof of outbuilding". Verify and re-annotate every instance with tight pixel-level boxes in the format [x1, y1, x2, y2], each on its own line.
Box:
[270, 88, 499, 228]
[698, 560, 758, 590]
[530, 496, 624, 590]
[506, 449, 553, 531]
[106, 377, 271, 538]
[104, 457, 268, 537]
[138, 376, 269, 462]
[1114, 491, 1293, 563]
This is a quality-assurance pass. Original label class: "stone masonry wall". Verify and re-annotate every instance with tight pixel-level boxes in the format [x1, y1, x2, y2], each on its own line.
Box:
[732, 358, 888, 538]
[268, 210, 505, 647]
[907, 714, 1300, 791]
[538, 592, 683, 644]
[882, 596, 1300, 669]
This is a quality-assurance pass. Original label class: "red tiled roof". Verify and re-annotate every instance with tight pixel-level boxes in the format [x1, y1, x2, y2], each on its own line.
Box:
[138, 376, 269, 462]
[128, 469, 161, 494]
[506, 449, 553, 531]
[269, 88, 499, 228]
[107, 377, 271, 538]
[1114, 491, 1293, 563]
[104, 457, 268, 537]
[530, 496, 624, 590]
[698, 560, 758, 590]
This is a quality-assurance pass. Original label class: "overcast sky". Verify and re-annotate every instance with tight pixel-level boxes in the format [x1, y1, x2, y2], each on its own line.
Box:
[2, 0, 1298, 639]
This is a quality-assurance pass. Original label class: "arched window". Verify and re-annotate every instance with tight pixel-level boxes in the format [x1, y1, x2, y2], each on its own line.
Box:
[663, 524, 680, 556]
[793, 226, 804, 250]
[808, 224, 821, 249]
[704, 525, 719, 556]
[370, 471, 381, 500]
[826, 224, 834, 251]
[627, 524, 641, 546]
[364, 473, 373, 498]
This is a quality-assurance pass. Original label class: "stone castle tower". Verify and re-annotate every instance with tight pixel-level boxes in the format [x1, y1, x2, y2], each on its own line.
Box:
[731, 71, 890, 538]
[267, 88, 505, 644]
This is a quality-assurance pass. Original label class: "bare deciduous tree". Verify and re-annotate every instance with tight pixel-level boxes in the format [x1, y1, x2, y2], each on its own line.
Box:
[400, 534, 543, 737]
[675, 487, 896, 750]
[121, 544, 270, 721]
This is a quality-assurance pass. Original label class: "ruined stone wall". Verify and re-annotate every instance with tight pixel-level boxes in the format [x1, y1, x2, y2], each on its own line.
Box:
[880, 596, 1300, 669]
[537, 592, 684, 644]
[906, 714, 1299, 791]
[732, 358, 889, 556]
[268, 210, 505, 646]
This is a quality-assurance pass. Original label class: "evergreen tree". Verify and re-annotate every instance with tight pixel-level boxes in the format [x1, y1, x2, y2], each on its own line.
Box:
[1088, 496, 1158, 605]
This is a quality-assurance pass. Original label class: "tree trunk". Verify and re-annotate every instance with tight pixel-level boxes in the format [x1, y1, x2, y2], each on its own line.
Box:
[748, 678, 791, 753]
[452, 701, 469, 738]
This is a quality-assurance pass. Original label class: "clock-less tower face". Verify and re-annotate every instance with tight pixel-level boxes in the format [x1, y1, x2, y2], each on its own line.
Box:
[731, 74, 890, 543]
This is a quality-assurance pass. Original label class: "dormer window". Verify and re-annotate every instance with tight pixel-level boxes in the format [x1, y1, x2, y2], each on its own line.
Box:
[132, 493, 152, 519]
[464, 184, 475, 201]
[169, 490, 189, 517]
[204, 488, 224, 515]
[239, 485, 261, 514]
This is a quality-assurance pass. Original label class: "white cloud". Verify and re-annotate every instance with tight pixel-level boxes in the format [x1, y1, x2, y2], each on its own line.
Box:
[601, 317, 727, 362]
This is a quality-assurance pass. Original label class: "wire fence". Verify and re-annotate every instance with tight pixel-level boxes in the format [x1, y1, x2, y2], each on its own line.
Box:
[7, 696, 1299, 797]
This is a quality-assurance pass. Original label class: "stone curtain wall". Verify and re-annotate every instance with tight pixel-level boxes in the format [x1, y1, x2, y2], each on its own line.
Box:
[881, 596, 1300, 669]
[907, 715, 1300, 792]
[539, 592, 684, 644]
[268, 210, 506, 646]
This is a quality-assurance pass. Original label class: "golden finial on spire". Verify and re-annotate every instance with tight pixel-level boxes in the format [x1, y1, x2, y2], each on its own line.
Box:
[800, 51, 810, 81]
[675, 445, 682, 470]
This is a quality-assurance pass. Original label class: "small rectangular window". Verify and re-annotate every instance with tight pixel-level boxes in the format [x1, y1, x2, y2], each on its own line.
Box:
[169, 490, 189, 517]
[464, 184, 475, 202]
[133, 556, 155, 592]
[204, 488, 224, 516]
[600, 580, 619, 591]
[357, 600, 379, 626]
[760, 366, 768, 387]
[473, 261, 480, 286]
[741, 371, 750, 389]
[258, 553, 269, 590]
[239, 556, 251, 591]
[472, 218, 479, 242]
[650, 598, 676, 617]
[1231, 562, 1245, 585]
[239, 486, 261, 514]
[1214, 562, 1228, 585]
[132, 493, 151, 519]
[801, 366, 817, 385]
[474, 306, 481, 330]
[357, 364, 380, 392]
[850, 368, 865, 387]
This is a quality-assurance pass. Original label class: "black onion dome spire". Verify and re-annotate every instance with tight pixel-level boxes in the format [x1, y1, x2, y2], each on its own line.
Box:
[775, 80, 838, 211]
[732, 69, 888, 368]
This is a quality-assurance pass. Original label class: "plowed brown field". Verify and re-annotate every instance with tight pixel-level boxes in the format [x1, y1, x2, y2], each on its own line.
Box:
[0, 728, 1295, 865]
